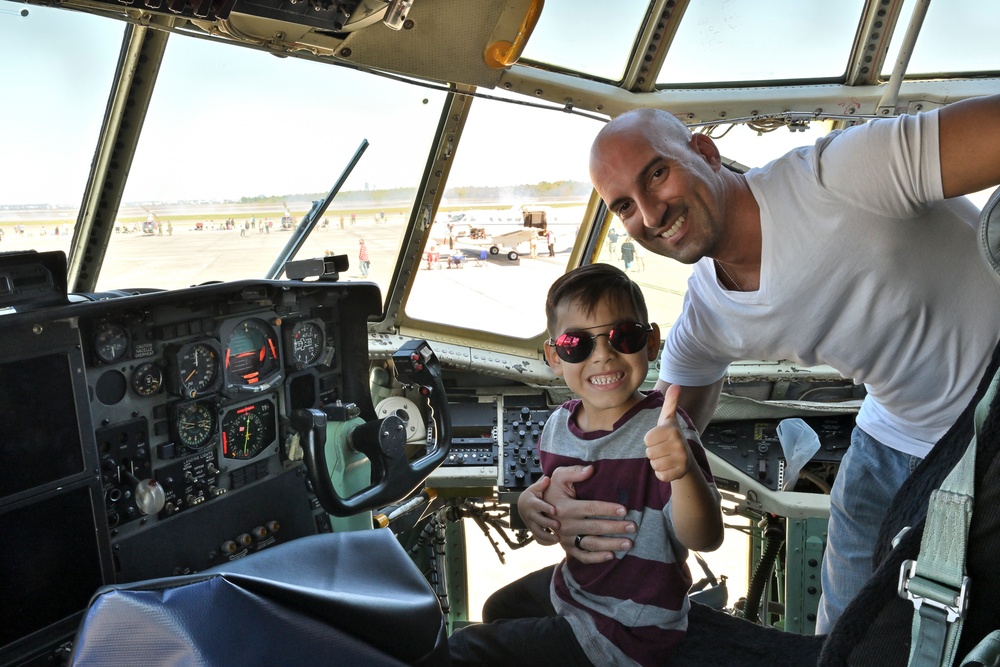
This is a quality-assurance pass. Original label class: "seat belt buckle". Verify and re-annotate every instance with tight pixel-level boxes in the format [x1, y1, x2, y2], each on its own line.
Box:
[897, 559, 970, 623]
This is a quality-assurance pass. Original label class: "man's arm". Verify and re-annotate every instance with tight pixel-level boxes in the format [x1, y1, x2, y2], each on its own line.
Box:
[938, 94, 1000, 198]
[653, 378, 723, 434]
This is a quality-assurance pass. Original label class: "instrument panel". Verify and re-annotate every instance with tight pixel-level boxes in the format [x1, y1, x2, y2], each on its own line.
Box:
[84, 299, 351, 532]
[0, 278, 380, 666]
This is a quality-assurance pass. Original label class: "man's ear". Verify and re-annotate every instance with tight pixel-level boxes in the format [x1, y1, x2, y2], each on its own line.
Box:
[690, 133, 722, 171]
[646, 323, 661, 362]
[543, 341, 565, 377]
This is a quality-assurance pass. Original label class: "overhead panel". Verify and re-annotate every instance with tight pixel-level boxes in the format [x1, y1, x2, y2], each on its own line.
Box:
[76, 0, 237, 21]
[331, 0, 538, 88]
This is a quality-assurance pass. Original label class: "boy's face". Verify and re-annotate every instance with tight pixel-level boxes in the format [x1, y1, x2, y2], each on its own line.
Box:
[544, 296, 660, 425]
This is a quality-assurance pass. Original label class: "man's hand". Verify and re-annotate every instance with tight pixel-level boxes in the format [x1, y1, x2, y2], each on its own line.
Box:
[544, 465, 635, 564]
[645, 384, 694, 483]
[517, 476, 559, 545]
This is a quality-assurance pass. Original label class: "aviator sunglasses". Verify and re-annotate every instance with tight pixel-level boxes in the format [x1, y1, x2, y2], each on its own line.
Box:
[547, 321, 653, 363]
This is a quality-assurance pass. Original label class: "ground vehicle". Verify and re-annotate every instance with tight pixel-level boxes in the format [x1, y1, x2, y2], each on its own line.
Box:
[2, 0, 999, 665]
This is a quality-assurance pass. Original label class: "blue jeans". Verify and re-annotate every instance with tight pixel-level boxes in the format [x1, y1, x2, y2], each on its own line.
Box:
[815, 427, 921, 634]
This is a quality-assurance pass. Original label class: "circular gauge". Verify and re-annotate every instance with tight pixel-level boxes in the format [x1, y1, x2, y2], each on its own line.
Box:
[289, 320, 325, 366]
[95, 324, 130, 364]
[225, 319, 280, 387]
[221, 400, 277, 460]
[176, 341, 220, 397]
[174, 401, 216, 449]
[131, 362, 164, 396]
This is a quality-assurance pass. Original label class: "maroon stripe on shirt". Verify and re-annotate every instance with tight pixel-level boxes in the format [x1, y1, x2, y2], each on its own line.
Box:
[560, 556, 692, 608]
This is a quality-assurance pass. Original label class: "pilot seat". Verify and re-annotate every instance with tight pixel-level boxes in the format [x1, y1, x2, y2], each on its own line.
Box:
[70, 530, 449, 666]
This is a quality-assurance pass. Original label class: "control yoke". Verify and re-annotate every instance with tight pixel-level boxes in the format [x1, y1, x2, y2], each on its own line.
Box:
[293, 340, 451, 517]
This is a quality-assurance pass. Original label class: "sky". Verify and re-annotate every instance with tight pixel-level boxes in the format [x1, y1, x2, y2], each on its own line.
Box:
[2, 0, 998, 208]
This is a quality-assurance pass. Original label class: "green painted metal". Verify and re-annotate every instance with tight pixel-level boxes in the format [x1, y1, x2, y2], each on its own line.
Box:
[324, 416, 374, 533]
[784, 517, 827, 635]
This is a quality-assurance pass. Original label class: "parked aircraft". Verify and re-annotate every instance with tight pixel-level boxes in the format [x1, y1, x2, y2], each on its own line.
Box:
[2, 1, 999, 666]
[140, 206, 160, 235]
[435, 206, 550, 260]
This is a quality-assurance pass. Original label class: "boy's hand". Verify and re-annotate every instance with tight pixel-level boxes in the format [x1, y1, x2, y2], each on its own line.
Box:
[645, 384, 694, 483]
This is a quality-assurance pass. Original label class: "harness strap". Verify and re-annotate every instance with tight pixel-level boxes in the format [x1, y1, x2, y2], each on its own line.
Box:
[899, 369, 1000, 667]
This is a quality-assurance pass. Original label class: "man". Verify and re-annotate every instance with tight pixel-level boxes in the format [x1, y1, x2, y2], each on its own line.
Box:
[520, 96, 1000, 634]
[619, 236, 636, 271]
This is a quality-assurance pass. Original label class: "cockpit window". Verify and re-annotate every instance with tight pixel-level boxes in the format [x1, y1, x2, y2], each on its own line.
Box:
[97, 31, 446, 293]
[658, 0, 866, 85]
[405, 91, 601, 339]
[0, 6, 122, 252]
[881, 0, 1000, 77]
[519, 0, 651, 82]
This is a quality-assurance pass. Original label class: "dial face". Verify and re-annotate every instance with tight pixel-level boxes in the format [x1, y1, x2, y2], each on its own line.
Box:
[131, 362, 163, 396]
[225, 319, 280, 386]
[177, 342, 220, 397]
[95, 324, 129, 364]
[221, 400, 276, 460]
[174, 401, 216, 449]
[290, 320, 325, 366]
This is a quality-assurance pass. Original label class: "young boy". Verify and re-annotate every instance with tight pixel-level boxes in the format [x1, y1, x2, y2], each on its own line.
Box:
[449, 264, 723, 666]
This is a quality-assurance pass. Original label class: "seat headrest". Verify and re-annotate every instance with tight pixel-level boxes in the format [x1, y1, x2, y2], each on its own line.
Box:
[979, 186, 1000, 276]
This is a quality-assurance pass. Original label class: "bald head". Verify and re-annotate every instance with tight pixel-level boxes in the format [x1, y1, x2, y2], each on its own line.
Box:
[591, 108, 693, 167]
[587, 107, 737, 266]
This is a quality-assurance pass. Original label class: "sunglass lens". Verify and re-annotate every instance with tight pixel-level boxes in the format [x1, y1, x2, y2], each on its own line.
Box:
[555, 332, 592, 363]
[609, 323, 648, 354]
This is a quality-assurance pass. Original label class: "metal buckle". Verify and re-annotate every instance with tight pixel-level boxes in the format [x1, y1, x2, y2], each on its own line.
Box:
[897, 559, 970, 623]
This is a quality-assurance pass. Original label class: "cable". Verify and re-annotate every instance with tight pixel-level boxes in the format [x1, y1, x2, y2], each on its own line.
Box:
[743, 515, 785, 624]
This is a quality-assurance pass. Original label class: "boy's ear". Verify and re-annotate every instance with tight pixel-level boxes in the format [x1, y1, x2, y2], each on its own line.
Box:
[646, 323, 661, 362]
[543, 340, 565, 376]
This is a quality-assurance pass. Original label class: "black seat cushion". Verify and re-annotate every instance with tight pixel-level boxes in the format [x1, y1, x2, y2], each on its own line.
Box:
[71, 530, 449, 666]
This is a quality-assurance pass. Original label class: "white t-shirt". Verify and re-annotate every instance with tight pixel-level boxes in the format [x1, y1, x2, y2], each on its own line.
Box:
[660, 109, 1000, 457]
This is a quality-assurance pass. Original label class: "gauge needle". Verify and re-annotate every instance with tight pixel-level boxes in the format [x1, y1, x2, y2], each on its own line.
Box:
[185, 369, 196, 382]
[243, 415, 252, 455]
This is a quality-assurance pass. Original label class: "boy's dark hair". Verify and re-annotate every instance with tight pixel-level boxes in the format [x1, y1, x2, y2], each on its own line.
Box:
[545, 263, 649, 336]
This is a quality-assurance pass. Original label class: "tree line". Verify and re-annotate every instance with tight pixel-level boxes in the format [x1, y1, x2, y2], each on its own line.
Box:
[239, 180, 591, 205]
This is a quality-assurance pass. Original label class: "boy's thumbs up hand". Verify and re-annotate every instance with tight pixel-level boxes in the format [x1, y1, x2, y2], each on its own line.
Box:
[645, 384, 692, 483]
[658, 382, 680, 426]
